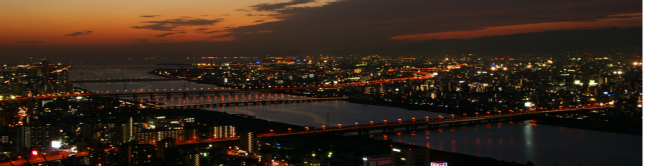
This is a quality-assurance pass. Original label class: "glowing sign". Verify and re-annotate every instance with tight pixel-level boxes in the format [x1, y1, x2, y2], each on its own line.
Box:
[51, 141, 61, 149]
[431, 161, 447, 166]
[392, 148, 401, 152]
[32, 150, 38, 156]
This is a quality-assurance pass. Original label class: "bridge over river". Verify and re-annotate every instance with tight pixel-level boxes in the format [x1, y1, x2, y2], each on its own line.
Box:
[0, 104, 614, 166]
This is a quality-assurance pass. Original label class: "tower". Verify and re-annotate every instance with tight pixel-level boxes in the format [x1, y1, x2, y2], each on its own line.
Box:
[239, 131, 257, 154]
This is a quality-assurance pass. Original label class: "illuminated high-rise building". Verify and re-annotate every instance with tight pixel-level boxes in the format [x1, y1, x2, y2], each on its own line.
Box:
[239, 131, 257, 154]
[209, 125, 236, 139]
[391, 145, 429, 166]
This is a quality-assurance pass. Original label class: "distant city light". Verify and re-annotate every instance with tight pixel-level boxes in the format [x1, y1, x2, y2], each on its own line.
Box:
[431, 161, 448, 166]
[51, 141, 61, 149]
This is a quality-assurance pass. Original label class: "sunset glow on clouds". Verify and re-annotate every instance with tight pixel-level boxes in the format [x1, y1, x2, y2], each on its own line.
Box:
[0, 0, 640, 57]
[391, 13, 642, 41]
[0, 0, 335, 46]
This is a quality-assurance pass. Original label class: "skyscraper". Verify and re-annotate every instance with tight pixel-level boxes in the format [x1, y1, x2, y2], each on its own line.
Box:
[239, 131, 257, 154]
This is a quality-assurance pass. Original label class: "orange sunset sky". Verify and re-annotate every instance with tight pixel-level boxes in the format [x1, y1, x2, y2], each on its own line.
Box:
[0, 0, 641, 58]
[1, 0, 339, 45]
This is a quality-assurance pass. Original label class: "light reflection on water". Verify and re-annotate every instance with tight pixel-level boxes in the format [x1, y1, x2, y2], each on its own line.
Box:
[122, 93, 310, 105]
[69, 68, 162, 80]
[71, 68, 643, 166]
[204, 100, 449, 128]
[376, 120, 642, 166]
[75, 81, 219, 93]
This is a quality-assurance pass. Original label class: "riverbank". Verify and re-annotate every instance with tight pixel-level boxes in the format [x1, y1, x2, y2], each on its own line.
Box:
[347, 98, 470, 114]
[157, 108, 527, 166]
[150, 108, 306, 133]
[300, 135, 528, 166]
[348, 98, 644, 136]
[533, 116, 642, 136]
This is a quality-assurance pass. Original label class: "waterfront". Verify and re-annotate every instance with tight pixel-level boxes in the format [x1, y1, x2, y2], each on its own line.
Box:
[378, 120, 641, 166]
[70, 68, 643, 166]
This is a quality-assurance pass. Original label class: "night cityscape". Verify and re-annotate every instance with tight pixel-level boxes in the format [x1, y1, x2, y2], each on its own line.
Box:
[0, 0, 642, 166]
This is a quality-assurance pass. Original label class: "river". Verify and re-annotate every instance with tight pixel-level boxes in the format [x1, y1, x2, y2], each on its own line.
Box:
[69, 67, 642, 166]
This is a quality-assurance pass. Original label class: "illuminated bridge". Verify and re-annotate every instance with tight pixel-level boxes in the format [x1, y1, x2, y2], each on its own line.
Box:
[70, 64, 195, 69]
[156, 97, 347, 109]
[0, 105, 613, 166]
[1, 69, 434, 102]
[70, 77, 187, 83]
[172, 105, 613, 145]
[2, 77, 428, 102]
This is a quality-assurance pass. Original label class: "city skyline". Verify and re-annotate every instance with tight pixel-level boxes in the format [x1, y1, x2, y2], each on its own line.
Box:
[0, 0, 641, 165]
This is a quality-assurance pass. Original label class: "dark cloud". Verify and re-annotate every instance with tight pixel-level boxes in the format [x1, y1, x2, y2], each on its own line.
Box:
[250, 0, 315, 11]
[209, 33, 235, 38]
[140, 15, 161, 18]
[132, 24, 175, 31]
[222, 14, 230, 16]
[227, 0, 642, 53]
[18, 41, 45, 44]
[235, 8, 251, 12]
[131, 18, 223, 31]
[254, 20, 265, 23]
[156, 32, 185, 38]
[578, 13, 642, 22]
[64, 31, 93, 36]
[194, 28, 209, 33]
[247, 13, 266, 16]
[203, 30, 226, 34]
[3, 0, 639, 59]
